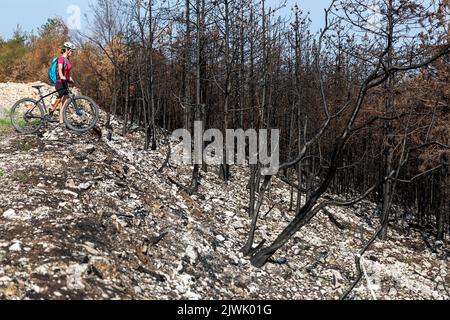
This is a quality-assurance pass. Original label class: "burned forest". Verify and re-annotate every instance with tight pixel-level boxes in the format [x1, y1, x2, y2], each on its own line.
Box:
[0, 0, 449, 301]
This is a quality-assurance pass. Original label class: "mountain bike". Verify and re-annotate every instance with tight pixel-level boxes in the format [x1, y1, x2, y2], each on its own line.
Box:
[10, 81, 100, 134]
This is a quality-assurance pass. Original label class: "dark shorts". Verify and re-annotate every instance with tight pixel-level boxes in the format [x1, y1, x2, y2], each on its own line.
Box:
[55, 81, 69, 97]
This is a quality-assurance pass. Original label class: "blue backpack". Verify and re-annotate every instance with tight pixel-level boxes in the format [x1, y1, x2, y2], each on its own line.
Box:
[48, 57, 66, 84]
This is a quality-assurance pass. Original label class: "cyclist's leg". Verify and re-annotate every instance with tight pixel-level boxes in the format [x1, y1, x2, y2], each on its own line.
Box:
[56, 82, 69, 126]
[59, 96, 71, 125]
[55, 82, 64, 122]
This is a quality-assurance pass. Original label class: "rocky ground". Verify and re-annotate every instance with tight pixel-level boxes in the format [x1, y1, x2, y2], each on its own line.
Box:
[0, 86, 448, 300]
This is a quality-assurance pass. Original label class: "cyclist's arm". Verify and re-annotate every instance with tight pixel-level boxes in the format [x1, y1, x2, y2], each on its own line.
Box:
[58, 63, 66, 81]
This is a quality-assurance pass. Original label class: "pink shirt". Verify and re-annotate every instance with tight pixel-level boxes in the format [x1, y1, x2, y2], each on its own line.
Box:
[57, 57, 72, 83]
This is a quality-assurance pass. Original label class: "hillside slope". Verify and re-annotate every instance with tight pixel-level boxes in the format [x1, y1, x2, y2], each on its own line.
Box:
[0, 111, 448, 300]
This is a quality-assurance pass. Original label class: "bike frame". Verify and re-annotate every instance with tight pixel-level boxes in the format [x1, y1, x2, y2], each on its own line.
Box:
[26, 84, 77, 121]
[36, 87, 72, 111]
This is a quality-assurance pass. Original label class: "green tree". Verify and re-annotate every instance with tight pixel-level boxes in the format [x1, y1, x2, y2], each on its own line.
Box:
[0, 26, 28, 81]
[38, 18, 69, 40]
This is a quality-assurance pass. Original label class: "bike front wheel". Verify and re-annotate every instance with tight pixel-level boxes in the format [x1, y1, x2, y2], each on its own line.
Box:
[63, 96, 100, 133]
[10, 98, 45, 134]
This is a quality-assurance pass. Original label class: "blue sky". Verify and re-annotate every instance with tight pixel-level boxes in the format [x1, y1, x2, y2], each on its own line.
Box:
[0, 0, 92, 39]
[0, 0, 331, 40]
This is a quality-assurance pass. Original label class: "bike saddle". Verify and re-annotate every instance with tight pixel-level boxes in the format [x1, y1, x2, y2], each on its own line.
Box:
[32, 85, 45, 90]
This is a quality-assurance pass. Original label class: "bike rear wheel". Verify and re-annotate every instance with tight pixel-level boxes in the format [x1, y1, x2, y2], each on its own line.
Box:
[63, 96, 100, 133]
[10, 98, 45, 134]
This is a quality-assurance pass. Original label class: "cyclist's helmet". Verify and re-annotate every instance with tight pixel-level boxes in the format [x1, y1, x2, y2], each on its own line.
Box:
[64, 42, 77, 51]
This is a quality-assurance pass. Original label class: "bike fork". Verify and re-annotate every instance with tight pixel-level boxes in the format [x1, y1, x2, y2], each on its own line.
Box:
[71, 99, 85, 116]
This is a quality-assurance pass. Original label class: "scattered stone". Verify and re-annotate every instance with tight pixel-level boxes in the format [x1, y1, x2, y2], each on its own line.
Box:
[388, 287, 398, 297]
[224, 211, 235, 217]
[62, 190, 79, 198]
[84, 145, 96, 154]
[65, 179, 77, 190]
[78, 182, 92, 191]
[185, 246, 198, 264]
[66, 264, 88, 291]
[232, 220, 244, 229]
[83, 244, 100, 256]
[0, 276, 12, 283]
[32, 285, 43, 294]
[215, 235, 226, 242]
[2, 209, 17, 220]
[9, 242, 22, 252]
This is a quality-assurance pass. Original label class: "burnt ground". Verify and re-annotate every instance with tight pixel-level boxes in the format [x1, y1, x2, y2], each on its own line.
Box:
[0, 116, 448, 300]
